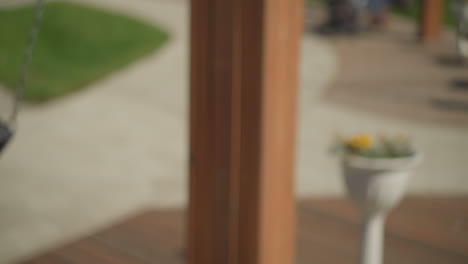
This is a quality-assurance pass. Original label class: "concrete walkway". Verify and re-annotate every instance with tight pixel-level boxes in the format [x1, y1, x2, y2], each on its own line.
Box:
[0, 0, 467, 263]
[0, 0, 189, 262]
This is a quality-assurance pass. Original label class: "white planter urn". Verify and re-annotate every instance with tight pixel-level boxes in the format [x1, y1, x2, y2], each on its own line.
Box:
[342, 153, 422, 264]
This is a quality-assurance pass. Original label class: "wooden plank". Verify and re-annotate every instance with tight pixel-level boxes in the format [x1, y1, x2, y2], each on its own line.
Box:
[302, 197, 468, 257]
[19, 211, 184, 264]
[18, 198, 468, 264]
[20, 254, 67, 264]
[188, 0, 238, 262]
[298, 205, 358, 263]
[255, 1, 303, 264]
[387, 198, 468, 257]
[298, 202, 468, 264]
[420, 0, 444, 41]
[89, 211, 184, 263]
[122, 210, 184, 249]
[53, 241, 141, 264]
[188, 0, 303, 264]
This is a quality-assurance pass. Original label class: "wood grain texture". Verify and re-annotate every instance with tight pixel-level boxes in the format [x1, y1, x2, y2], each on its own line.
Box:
[189, 0, 303, 264]
[256, 0, 303, 263]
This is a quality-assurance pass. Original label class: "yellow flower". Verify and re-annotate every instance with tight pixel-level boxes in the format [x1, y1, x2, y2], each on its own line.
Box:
[347, 134, 372, 150]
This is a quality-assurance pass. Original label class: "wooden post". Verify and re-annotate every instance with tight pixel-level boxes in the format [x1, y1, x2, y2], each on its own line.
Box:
[188, 0, 303, 264]
[420, 0, 444, 42]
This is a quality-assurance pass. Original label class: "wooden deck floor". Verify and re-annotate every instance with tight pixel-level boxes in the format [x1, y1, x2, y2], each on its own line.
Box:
[18, 197, 468, 264]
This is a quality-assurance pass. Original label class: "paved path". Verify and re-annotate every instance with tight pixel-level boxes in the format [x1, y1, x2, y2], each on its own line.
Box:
[0, 0, 467, 263]
[0, 0, 189, 262]
[323, 18, 468, 125]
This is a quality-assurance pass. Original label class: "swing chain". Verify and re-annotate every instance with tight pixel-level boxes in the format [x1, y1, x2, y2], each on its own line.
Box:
[8, 0, 46, 128]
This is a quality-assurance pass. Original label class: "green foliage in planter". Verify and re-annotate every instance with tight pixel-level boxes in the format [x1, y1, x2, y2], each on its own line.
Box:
[332, 134, 415, 158]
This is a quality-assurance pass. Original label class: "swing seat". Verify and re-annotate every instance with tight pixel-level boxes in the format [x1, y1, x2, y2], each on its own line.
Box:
[0, 123, 12, 152]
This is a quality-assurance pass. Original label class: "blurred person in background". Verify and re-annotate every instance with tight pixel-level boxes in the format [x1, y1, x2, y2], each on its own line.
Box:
[317, 0, 419, 34]
[317, 0, 390, 34]
[317, 0, 360, 34]
[368, 0, 389, 29]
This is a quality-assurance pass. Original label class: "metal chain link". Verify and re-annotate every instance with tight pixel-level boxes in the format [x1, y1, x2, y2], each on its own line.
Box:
[8, 0, 45, 128]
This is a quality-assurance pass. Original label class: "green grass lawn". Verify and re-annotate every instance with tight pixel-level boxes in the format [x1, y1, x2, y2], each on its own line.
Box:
[0, 2, 169, 102]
